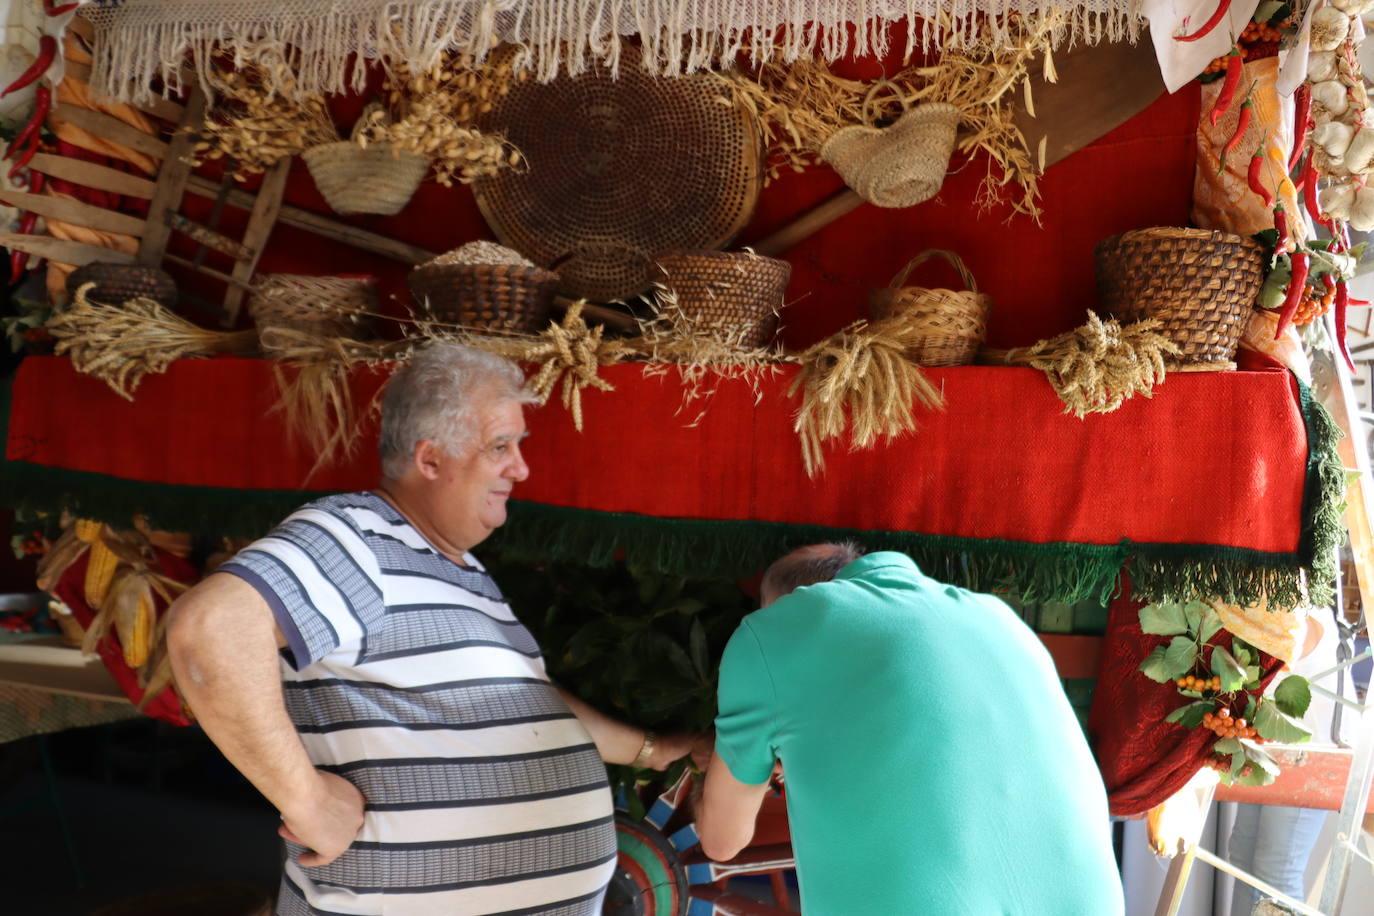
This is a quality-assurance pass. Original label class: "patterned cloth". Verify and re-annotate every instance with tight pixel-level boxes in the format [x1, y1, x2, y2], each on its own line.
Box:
[220, 492, 615, 916]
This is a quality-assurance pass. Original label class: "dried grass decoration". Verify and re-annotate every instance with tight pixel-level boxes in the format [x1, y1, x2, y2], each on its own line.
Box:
[791, 315, 947, 477]
[358, 46, 524, 187]
[47, 283, 258, 400]
[983, 312, 1181, 417]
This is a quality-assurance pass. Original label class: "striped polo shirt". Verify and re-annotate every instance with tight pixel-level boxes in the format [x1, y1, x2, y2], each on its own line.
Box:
[219, 492, 615, 916]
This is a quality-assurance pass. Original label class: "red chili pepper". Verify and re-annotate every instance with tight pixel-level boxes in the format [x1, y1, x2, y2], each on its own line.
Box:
[1274, 252, 1310, 340]
[7, 140, 37, 180]
[7, 86, 52, 160]
[2, 35, 57, 99]
[1274, 203, 1291, 254]
[42, 0, 79, 13]
[1211, 49, 1243, 127]
[1220, 95, 1254, 174]
[1289, 83, 1312, 172]
[1335, 280, 1355, 371]
[1248, 149, 1273, 207]
[1302, 154, 1322, 226]
[1177, 0, 1233, 41]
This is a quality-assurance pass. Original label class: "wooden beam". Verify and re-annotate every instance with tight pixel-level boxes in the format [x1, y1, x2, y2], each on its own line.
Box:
[0, 190, 145, 237]
[222, 157, 292, 322]
[49, 104, 169, 161]
[28, 153, 158, 199]
[137, 88, 207, 266]
[0, 234, 135, 266]
[164, 211, 252, 261]
[162, 253, 254, 291]
[1213, 745, 1374, 813]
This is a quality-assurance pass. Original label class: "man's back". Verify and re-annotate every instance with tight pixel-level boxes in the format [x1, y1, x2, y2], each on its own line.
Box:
[714, 552, 1123, 915]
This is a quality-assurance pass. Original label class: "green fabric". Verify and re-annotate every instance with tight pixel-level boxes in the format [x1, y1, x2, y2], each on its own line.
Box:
[713, 553, 1124, 916]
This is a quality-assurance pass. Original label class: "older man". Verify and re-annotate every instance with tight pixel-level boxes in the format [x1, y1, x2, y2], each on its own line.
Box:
[696, 543, 1124, 915]
[168, 343, 694, 916]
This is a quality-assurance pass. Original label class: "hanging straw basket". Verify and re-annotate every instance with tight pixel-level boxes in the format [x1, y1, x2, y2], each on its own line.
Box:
[651, 250, 790, 349]
[249, 275, 378, 349]
[869, 249, 992, 366]
[819, 90, 960, 209]
[66, 263, 177, 308]
[301, 142, 429, 216]
[1094, 227, 1264, 371]
[408, 252, 560, 334]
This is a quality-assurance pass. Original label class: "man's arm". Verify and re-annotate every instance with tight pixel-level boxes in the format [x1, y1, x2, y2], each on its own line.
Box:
[556, 688, 709, 770]
[695, 750, 771, 861]
[166, 572, 364, 866]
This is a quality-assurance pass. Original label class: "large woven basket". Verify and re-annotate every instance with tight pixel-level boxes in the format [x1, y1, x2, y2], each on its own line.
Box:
[66, 262, 177, 308]
[820, 101, 960, 209]
[1094, 227, 1264, 370]
[409, 260, 560, 333]
[249, 275, 378, 351]
[301, 142, 429, 216]
[652, 250, 790, 349]
[869, 249, 992, 366]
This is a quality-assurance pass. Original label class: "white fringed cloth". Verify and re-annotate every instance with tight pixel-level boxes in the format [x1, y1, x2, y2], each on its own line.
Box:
[82, 0, 1145, 102]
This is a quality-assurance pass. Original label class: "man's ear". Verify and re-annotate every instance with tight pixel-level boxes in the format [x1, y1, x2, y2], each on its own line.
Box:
[412, 439, 444, 480]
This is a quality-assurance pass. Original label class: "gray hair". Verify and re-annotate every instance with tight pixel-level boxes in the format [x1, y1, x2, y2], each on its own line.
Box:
[761, 542, 865, 602]
[378, 342, 535, 479]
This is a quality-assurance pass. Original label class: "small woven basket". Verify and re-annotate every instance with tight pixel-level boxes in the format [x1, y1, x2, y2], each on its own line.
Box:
[408, 260, 560, 333]
[301, 142, 429, 216]
[66, 262, 177, 308]
[820, 96, 960, 209]
[249, 275, 378, 350]
[869, 249, 992, 366]
[1094, 227, 1264, 370]
[652, 250, 790, 348]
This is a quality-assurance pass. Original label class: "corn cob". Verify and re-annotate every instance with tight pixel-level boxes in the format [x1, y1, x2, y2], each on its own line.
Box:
[73, 518, 102, 544]
[83, 536, 119, 610]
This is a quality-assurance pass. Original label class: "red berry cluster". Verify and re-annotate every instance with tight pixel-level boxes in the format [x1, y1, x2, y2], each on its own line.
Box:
[1202, 708, 1265, 742]
[1176, 674, 1221, 693]
[1202, 21, 1285, 74]
[1204, 754, 1255, 779]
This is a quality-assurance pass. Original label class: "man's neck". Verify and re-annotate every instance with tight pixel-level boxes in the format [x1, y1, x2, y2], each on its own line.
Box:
[373, 479, 472, 566]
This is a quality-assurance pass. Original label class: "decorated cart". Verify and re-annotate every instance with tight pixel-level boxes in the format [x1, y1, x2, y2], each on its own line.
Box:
[0, 0, 1371, 913]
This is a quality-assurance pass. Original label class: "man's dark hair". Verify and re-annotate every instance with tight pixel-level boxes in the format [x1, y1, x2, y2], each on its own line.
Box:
[761, 542, 865, 602]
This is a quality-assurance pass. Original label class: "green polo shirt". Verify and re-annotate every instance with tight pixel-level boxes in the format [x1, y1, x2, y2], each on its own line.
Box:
[714, 552, 1123, 915]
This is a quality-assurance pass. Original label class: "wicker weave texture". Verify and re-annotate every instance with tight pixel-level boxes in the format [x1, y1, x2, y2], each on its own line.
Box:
[869, 249, 991, 366]
[249, 274, 378, 341]
[301, 142, 429, 216]
[474, 44, 762, 302]
[67, 263, 177, 308]
[653, 250, 789, 348]
[1094, 227, 1263, 369]
[820, 102, 960, 208]
[409, 261, 560, 334]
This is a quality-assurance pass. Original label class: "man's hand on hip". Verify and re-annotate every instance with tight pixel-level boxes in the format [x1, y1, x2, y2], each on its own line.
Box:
[279, 769, 366, 867]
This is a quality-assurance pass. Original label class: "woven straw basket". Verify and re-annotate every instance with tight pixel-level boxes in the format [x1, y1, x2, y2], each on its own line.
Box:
[66, 262, 177, 308]
[869, 249, 992, 366]
[820, 101, 960, 209]
[408, 261, 560, 334]
[652, 250, 790, 349]
[249, 275, 378, 350]
[301, 142, 429, 216]
[1094, 227, 1264, 371]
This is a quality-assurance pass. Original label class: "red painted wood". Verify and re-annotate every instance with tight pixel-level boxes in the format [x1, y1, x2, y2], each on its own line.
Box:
[1213, 746, 1374, 812]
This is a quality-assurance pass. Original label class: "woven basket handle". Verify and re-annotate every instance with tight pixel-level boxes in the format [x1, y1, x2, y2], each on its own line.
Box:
[859, 78, 904, 127]
[888, 249, 978, 293]
[351, 101, 388, 143]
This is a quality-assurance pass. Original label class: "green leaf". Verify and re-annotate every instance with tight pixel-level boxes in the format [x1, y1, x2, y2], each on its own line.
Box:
[1165, 701, 1213, 728]
[1140, 603, 1190, 636]
[1230, 749, 1247, 781]
[1244, 666, 1262, 689]
[1274, 675, 1311, 718]
[1244, 694, 1257, 720]
[1182, 601, 1210, 635]
[1164, 636, 1199, 678]
[1197, 605, 1224, 645]
[1236, 741, 1280, 787]
[1231, 640, 1253, 667]
[1213, 737, 1242, 755]
[1211, 645, 1246, 692]
[1139, 646, 1175, 683]
[1254, 701, 1313, 744]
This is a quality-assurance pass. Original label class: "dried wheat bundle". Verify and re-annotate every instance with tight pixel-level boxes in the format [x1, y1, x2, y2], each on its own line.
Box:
[791, 315, 947, 476]
[984, 312, 1180, 417]
[194, 41, 339, 181]
[360, 45, 525, 186]
[48, 285, 259, 400]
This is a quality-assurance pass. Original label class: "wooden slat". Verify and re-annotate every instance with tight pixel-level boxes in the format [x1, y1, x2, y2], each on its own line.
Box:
[0, 190, 145, 237]
[50, 104, 169, 160]
[28, 153, 157, 199]
[182, 174, 437, 265]
[1213, 745, 1374, 813]
[162, 253, 254, 291]
[137, 88, 207, 266]
[164, 211, 252, 260]
[61, 58, 186, 123]
[0, 234, 135, 266]
[222, 157, 291, 322]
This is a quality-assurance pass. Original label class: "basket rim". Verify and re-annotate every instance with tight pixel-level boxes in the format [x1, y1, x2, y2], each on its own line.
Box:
[409, 261, 560, 284]
[1098, 226, 1263, 251]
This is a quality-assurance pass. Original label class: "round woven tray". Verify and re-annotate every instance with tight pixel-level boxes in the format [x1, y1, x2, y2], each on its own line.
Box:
[301, 142, 429, 217]
[1094, 227, 1264, 370]
[66, 262, 177, 308]
[249, 275, 378, 348]
[869, 249, 992, 366]
[652, 250, 789, 349]
[473, 44, 763, 302]
[408, 261, 560, 334]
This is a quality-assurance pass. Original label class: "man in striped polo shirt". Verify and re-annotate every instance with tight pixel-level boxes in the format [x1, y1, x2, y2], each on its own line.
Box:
[167, 343, 700, 915]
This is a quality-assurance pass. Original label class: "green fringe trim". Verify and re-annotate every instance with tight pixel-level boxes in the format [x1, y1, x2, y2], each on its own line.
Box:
[1296, 379, 1346, 607]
